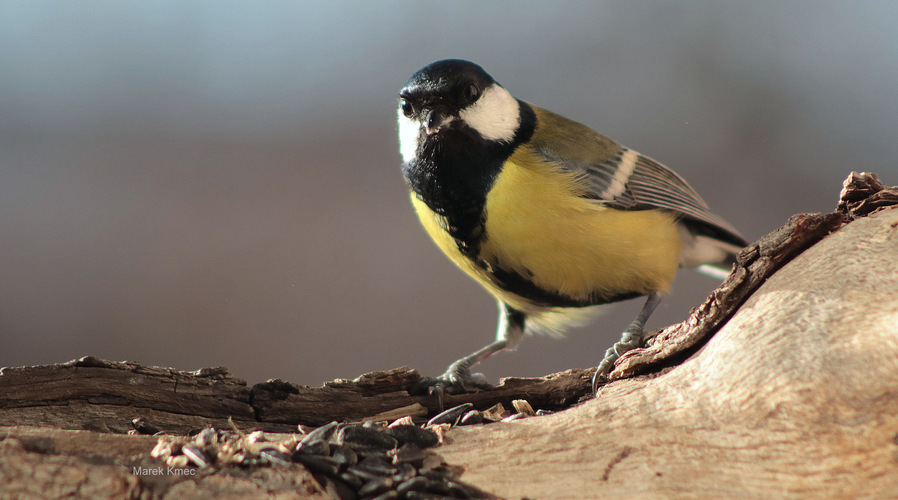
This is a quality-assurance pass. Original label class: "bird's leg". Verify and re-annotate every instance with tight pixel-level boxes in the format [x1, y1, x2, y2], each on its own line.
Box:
[592, 292, 663, 392]
[420, 304, 526, 401]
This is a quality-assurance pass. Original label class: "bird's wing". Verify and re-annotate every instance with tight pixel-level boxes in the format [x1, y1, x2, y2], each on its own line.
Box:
[529, 106, 746, 246]
[613, 152, 745, 242]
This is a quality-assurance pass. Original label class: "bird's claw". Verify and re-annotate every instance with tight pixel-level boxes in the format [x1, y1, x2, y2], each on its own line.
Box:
[591, 326, 646, 393]
[411, 360, 492, 409]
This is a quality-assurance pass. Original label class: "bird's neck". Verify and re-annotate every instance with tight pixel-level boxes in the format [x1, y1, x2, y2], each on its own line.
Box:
[401, 101, 536, 257]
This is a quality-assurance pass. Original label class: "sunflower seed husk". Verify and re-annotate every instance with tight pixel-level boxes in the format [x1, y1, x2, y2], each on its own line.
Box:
[293, 453, 341, 476]
[358, 477, 394, 497]
[181, 444, 210, 468]
[330, 443, 358, 466]
[511, 399, 534, 416]
[385, 425, 439, 448]
[260, 447, 291, 466]
[300, 421, 339, 444]
[297, 438, 330, 456]
[459, 410, 484, 426]
[337, 425, 399, 450]
[426, 403, 473, 427]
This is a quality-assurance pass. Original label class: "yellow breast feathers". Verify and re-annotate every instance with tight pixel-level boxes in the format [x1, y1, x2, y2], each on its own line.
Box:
[408, 147, 683, 310]
[479, 147, 683, 302]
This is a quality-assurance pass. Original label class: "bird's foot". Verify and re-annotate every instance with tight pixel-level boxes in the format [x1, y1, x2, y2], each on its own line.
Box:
[411, 359, 492, 408]
[591, 326, 645, 393]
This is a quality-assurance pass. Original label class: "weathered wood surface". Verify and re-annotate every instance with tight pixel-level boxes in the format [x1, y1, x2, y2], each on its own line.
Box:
[252, 366, 593, 428]
[0, 357, 594, 434]
[0, 172, 895, 499]
[0, 359, 271, 434]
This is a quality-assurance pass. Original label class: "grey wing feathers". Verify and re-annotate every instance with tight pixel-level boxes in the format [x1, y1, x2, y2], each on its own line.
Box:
[627, 154, 744, 240]
[537, 148, 634, 205]
[585, 149, 745, 247]
[527, 104, 746, 247]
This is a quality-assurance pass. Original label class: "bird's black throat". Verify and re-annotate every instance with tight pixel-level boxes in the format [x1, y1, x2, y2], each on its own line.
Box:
[402, 101, 536, 259]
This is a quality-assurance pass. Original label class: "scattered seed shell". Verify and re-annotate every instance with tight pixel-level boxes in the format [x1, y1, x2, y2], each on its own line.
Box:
[181, 444, 210, 468]
[337, 471, 364, 489]
[511, 399, 535, 416]
[390, 443, 426, 465]
[337, 425, 399, 450]
[293, 453, 341, 476]
[358, 477, 395, 496]
[260, 447, 291, 466]
[501, 412, 530, 422]
[388, 415, 416, 428]
[150, 440, 171, 459]
[330, 443, 358, 466]
[165, 454, 189, 468]
[300, 421, 339, 444]
[370, 490, 400, 500]
[394, 461, 417, 481]
[147, 406, 498, 499]
[194, 427, 218, 447]
[459, 410, 484, 426]
[296, 438, 330, 456]
[426, 402, 473, 427]
[354, 460, 398, 477]
[396, 476, 429, 495]
[405, 490, 446, 500]
[428, 423, 450, 445]
[385, 425, 439, 448]
[131, 417, 161, 435]
[345, 466, 384, 482]
[482, 402, 509, 421]
[246, 430, 266, 444]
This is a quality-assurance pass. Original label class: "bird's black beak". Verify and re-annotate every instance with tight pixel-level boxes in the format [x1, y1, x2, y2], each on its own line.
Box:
[425, 107, 453, 136]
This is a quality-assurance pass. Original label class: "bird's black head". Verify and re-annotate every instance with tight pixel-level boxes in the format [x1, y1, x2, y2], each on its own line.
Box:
[397, 60, 537, 248]
[397, 59, 525, 164]
[399, 59, 495, 126]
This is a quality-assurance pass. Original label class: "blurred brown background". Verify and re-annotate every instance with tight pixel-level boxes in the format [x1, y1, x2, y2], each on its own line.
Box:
[2, 2, 896, 385]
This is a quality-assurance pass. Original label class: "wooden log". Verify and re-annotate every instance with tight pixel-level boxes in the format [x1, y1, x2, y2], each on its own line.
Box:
[0, 357, 268, 434]
[0, 358, 595, 434]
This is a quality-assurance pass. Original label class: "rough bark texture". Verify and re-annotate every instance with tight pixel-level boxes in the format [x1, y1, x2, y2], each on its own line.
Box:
[0, 357, 594, 434]
[0, 172, 896, 499]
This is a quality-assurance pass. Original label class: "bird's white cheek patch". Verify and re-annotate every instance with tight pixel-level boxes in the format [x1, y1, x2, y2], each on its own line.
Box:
[397, 109, 421, 163]
[459, 85, 520, 143]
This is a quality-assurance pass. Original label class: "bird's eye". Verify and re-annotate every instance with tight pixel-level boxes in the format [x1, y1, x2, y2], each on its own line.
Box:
[464, 83, 480, 103]
[400, 98, 414, 117]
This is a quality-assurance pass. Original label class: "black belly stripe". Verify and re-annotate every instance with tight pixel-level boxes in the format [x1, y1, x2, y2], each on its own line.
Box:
[486, 263, 643, 308]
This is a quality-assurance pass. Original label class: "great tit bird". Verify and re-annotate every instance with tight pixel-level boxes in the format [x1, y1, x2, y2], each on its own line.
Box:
[397, 59, 747, 393]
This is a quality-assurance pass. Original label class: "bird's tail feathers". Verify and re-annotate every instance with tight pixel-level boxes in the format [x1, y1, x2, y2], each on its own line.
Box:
[678, 224, 744, 280]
